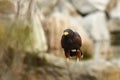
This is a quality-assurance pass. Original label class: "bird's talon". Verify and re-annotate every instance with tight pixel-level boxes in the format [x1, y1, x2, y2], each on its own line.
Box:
[77, 58, 80, 62]
[66, 58, 69, 62]
[81, 55, 83, 58]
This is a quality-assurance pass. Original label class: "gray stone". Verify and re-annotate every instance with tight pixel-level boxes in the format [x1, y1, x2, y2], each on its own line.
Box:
[45, 12, 69, 50]
[38, 54, 120, 80]
[31, 10, 48, 52]
[108, 18, 120, 32]
[54, 0, 77, 16]
[109, 7, 120, 18]
[82, 12, 111, 60]
[36, 0, 58, 15]
[70, 0, 109, 14]
[108, 19, 120, 45]
[111, 59, 120, 68]
[83, 11, 110, 41]
[0, 0, 15, 14]
[106, 0, 120, 18]
[0, 0, 16, 23]
[0, 0, 48, 52]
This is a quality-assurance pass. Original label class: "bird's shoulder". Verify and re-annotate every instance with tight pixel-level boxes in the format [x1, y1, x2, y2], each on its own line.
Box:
[74, 32, 82, 46]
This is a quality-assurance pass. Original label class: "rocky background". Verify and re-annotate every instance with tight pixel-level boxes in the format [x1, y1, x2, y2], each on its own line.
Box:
[0, 0, 120, 80]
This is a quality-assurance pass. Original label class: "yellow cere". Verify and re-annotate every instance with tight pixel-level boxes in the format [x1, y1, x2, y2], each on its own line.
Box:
[64, 32, 69, 35]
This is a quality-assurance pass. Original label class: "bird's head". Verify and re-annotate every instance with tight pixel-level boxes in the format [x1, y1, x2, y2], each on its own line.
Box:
[63, 29, 74, 37]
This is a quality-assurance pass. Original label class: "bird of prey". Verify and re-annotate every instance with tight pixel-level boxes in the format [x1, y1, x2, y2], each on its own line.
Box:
[61, 29, 83, 61]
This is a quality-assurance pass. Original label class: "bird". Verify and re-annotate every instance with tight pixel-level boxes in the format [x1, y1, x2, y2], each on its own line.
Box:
[61, 29, 83, 61]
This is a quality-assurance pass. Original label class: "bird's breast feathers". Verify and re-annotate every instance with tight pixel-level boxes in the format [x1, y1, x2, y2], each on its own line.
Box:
[62, 37, 80, 50]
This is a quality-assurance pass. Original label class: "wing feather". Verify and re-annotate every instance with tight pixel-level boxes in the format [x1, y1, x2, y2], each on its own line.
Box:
[75, 32, 82, 47]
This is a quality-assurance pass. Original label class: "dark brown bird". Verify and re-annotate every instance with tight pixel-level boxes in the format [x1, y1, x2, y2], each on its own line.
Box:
[61, 29, 83, 61]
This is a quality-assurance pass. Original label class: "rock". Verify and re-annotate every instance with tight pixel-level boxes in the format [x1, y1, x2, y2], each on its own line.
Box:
[83, 11, 110, 41]
[11, 0, 37, 20]
[0, 0, 15, 14]
[105, 0, 118, 13]
[9, 0, 29, 20]
[107, 0, 120, 45]
[31, 10, 48, 52]
[1, 49, 120, 80]
[36, 0, 58, 16]
[45, 12, 69, 51]
[82, 12, 111, 59]
[70, 0, 109, 14]
[109, 6, 120, 18]
[111, 59, 120, 68]
[37, 54, 120, 80]
[111, 46, 120, 58]
[108, 18, 120, 32]
[0, 0, 15, 24]
[0, 0, 48, 52]
[106, 0, 120, 18]
[108, 18, 120, 45]
[15, 0, 48, 52]
[54, 0, 78, 16]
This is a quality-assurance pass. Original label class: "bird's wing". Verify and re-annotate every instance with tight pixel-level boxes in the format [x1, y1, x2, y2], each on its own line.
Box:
[61, 35, 64, 48]
[75, 32, 82, 46]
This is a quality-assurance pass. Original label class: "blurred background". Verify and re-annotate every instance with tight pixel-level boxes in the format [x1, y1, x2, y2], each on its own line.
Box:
[0, 0, 120, 80]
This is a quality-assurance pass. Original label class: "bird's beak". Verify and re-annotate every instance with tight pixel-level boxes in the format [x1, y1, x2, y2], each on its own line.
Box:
[63, 32, 69, 36]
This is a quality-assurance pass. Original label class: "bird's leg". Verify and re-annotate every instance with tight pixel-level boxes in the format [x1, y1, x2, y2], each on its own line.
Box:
[80, 49, 83, 58]
[76, 50, 81, 61]
[65, 50, 70, 62]
[77, 58, 80, 62]
[66, 58, 69, 62]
